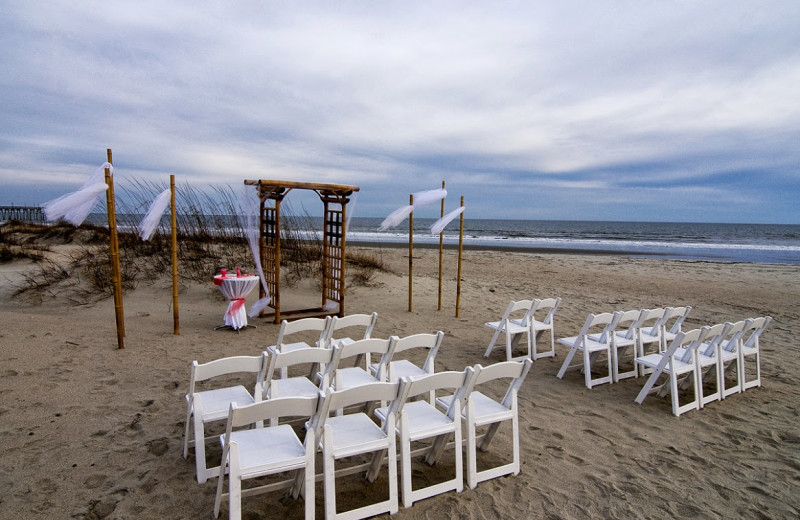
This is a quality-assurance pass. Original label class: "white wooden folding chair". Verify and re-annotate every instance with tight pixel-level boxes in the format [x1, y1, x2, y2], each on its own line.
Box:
[530, 297, 561, 360]
[183, 354, 267, 483]
[604, 309, 648, 382]
[636, 307, 674, 374]
[375, 369, 475, 508]
[326, 312, 378, 349]
[308, 381, 402, 520]
[371, 331, 444, 404]
[740, 316, 772, 391]
[694, 322, 731, 408]
[634, 327, 710, 416]
[213, 395, 318, 520]
[483, 299, 536, 361]
[661, 306, 692, 349]
[438, 359, 532, 489]
[556, 311, 622, 388]
[717, 319, 751, 399]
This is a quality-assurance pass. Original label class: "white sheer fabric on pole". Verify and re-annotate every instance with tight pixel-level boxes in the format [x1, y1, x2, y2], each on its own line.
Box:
[138, 188, 171, 241]
[243, 184, 272, 317]
[43, 162, 111, 225]
[378, 187, 447, 231]
[431, 206, 465, 235]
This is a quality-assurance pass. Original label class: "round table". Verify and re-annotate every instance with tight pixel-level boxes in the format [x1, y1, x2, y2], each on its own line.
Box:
[213, 274, 260, 330]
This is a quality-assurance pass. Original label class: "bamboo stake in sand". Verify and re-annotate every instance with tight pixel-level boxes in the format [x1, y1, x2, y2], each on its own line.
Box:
[170, 174, 179, 335]
[438, 180, 445, 311]
[408, 193, 414, 313]
[104, 148, 125, 349]
[456, 196, 464, 318]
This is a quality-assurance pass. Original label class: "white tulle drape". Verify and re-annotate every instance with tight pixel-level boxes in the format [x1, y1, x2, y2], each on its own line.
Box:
[138, 188, 171, 241]
[431, 206, 465, 235]
[243, 185, 272, 317]
[43, 163, 111, 225]
[378, 187, 447, 231]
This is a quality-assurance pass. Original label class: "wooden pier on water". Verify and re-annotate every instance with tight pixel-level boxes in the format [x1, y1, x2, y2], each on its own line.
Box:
[0, 205, 46, 223]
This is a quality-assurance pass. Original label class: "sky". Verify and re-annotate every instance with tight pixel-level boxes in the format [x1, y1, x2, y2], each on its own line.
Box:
[2, 1, 799, 224]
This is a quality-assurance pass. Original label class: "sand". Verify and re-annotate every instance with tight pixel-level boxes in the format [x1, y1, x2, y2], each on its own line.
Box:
[1, 245, 799, 519]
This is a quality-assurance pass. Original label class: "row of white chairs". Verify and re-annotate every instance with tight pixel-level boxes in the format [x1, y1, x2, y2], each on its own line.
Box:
[556, 306, 693, 388]
[484, 297, 561, 361]
[187, 352, 532, 519]
[635, 316, 772, 416]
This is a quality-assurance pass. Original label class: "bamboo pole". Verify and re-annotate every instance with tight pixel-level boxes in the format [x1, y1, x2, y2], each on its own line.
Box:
[437, 180, 445, 311]
[170, 174, 180, 335]
[408, 193, 414, 313]
[456, 196, 464, 318]
[104, 148, 125, 349]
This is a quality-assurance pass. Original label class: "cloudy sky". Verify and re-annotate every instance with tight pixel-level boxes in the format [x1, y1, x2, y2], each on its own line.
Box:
[2, 1, 799, 223]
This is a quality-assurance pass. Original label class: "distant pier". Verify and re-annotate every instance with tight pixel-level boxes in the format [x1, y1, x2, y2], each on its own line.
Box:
[0, 205, 46, 223]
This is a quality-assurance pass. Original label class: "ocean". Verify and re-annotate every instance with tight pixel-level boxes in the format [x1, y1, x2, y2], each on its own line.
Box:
[345, 218, 800, 265]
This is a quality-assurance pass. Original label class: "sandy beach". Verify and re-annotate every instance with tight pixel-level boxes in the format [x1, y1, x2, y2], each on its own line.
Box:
[1, 245, 799, 519]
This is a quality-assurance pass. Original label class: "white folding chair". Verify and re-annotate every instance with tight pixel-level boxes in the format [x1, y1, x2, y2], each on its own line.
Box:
[483, 299, 536, 361]
[309, 381, 402, 520]
[661, 306, 692, 349]
[740, 316, 772, 391]
[530, 297, 561, 359]
[717, 319, 751, 399]
[635, 327, 710, 416]
[272, 316, 331, 354]
[262, 347, 332, 426]
[694, 322, 731, 407]
[556, 311, 622, 388]
[213, 395, 318, 520]
[326, 312, 378, 349]
[183, 354, 267, 483]
[371, 331, 444, 404]
[438, 359, 533, 489]
[605, 309, 648, 382]
[375, 369, 475, 508]
[636, 307, 674, 374]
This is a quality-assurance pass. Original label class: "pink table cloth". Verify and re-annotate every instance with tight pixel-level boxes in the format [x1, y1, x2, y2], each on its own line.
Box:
[213, 274, 259, 330]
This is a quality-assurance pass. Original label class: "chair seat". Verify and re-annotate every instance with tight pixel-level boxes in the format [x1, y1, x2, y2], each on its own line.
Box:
[400, 401, 456, 440]
[326, 412, 389, 457]
[386, 360, 427, 381]
[196, 385, 254, 422]
[636, 353, 694, 374]
[531, 319, 553, 331]
[464, 391, 513, 425]
[270, 376, 320, 398]
[485, 320, 528, 335]
[280, 341, 314, 353]
[226, 424, 306, 478]
[558, 336, 608, 353]
[335, 367, 378, 389]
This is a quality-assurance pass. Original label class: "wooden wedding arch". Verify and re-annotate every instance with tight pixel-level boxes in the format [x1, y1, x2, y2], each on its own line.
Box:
[244, 180, 360, 323]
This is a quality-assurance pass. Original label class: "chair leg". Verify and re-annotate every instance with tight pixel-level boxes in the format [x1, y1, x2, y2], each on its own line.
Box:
[635, 366, 662, 404]
[466, 416, 478, 490]
[194, 415, 208, 483]
[183, 402, 192, 459]
[556, 346, 578, 379]
[323, 429, 337, 520]
[400, 428, 413, 508]
[484, 329, 503, 357]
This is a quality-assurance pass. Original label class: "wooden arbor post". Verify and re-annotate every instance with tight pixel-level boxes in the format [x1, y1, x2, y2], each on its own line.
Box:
[244, 180, 359, 324]
[104, 148, 125, 350]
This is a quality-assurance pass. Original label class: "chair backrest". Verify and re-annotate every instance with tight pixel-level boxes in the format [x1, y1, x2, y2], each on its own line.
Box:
[262, 346, 334, 397]
[226, 394, 320, 432]
[274, 316, 331, 351]
[665, 306, 692, 334]
[326, 312, 378, 347]
[615, 309, 649, 340]
[577, 311, 622, 344]
[699, 322, 732, 357]
[719, 319, 751, 353]
[501, 299, 535, 325]
[322, 337, 398, 383]
[188, 353, 267, 394]
[468, 359, 533, 410]
[392, 331, 444, 371]
[639, 307, 674, 337]
[667, 326, 710, 364]
[742, 316, 772, 349]
[531, 298, 560, 325]
[396, 368, 475, 419]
